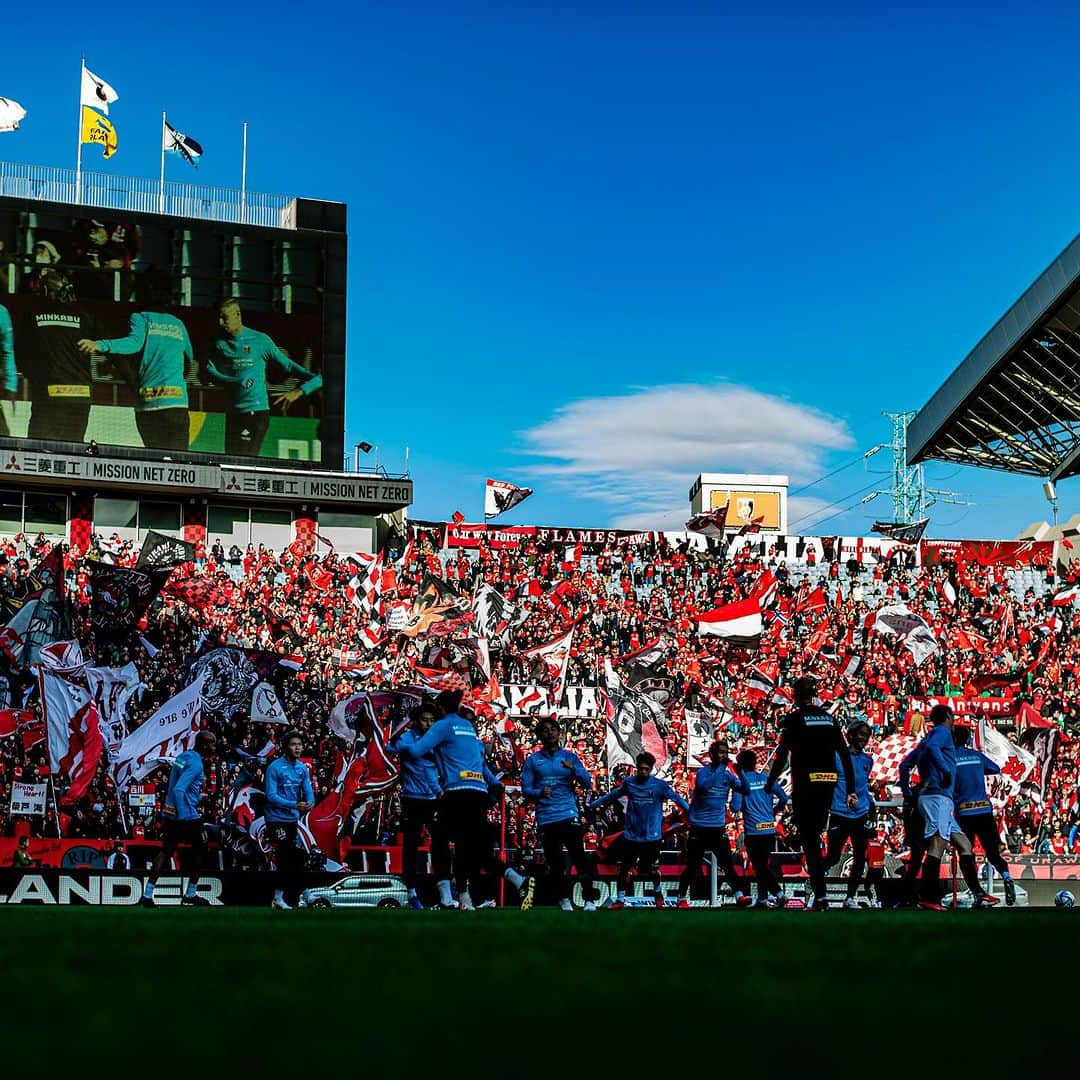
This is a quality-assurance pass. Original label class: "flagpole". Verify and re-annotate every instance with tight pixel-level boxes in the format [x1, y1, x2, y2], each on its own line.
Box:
[75, 58, 85, 205]
[159, 111, 167, 214]
[240, 120, 248, 225]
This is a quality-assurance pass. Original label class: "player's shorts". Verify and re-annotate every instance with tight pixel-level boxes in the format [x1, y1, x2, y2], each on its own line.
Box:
[620, 839, 662, 871]
[160, 818, 206, 847]
[918, 794, 961, 841]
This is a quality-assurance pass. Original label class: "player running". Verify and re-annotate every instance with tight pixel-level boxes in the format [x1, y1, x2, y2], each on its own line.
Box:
[520, 716, 597, 911]
[388, 702, 450, 910]
[823, 721, 874, 909]
[77, 276, 193, 451]
[264, 729, 315, 910]
[767, 677, 855, 910]
[399, 690, 532, 911]
[909, 705, 997, 910]
[140, 731, 217, 907]
[733, 748, 788, 908]
[207, 298, 322, 456]
[589, 751, 689, 909]
[676, 740, 748, 908]
[952, 724, 1016, 905]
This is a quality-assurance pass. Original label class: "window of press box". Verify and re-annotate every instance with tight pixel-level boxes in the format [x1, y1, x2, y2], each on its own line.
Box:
[138, 502, 181, 536]
[0, 492, 23, 537]
[94, 498, 138, 531]
[24, 493, 68, 537]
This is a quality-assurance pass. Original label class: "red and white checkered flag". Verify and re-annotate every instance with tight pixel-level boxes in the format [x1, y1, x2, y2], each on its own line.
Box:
[346, 551, 385, 650]
[869, 732, 918, 783]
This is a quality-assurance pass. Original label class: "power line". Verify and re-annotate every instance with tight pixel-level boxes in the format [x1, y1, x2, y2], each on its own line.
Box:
[789, 454, 865, 497]
[787, 477, 882, 531]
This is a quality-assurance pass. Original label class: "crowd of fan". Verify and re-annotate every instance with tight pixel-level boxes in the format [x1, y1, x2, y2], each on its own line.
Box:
[0, 525, 1077, 869]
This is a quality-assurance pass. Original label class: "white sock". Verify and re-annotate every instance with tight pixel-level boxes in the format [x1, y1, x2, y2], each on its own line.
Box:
[505, 868, 525, 889]
[460, 890, 474, 908]
[143, 881, 154, 900]
[184, 882, 197, 899]
[408, 888, 417, 899]
[273, 889, 284, 902]
[437, 880, 453, 906]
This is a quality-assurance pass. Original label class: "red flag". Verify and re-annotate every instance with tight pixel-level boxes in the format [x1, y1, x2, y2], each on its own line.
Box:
[806, 620, 830, 655]
[451, 511, 465, 525]
[952, 628, 987, 653]
[40, 669, 103, 805]
[799, 586, 827, 615]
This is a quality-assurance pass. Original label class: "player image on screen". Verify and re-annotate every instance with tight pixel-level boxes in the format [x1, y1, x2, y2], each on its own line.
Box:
[76, 274, 193, 452]
[207, 298, 322, 457]
[0, 302, 15, 438]
[16, 270, 98, 443]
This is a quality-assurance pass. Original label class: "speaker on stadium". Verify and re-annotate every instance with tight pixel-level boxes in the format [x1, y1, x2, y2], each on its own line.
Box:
[1043, 480, 1057, 502]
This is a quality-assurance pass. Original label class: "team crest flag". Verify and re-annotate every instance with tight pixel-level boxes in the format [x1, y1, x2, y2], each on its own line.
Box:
[81, 106, 117, 159]
[88, 564, 171, 634]
[81, 67, 119, 113]
[485, 478, 533, 519]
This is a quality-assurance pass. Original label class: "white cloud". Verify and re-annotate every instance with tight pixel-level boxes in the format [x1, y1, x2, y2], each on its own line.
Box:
[518, 383, 853, 525]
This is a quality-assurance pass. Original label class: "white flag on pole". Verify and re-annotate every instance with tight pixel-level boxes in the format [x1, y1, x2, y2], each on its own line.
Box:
[81, 67, 119, 114]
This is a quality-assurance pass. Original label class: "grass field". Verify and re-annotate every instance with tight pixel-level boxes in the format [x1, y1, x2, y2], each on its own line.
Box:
[4, 907, 1070, 1070]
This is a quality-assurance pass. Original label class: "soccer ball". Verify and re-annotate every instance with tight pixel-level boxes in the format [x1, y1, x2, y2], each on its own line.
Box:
[1054, 890, 1075, 908]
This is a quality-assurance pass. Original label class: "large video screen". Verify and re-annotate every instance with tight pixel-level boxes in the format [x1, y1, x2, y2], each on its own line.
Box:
[0, 200, 344, 465]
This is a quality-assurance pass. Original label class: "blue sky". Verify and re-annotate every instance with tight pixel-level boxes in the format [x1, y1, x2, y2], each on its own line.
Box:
[4, 3, 1080, 537]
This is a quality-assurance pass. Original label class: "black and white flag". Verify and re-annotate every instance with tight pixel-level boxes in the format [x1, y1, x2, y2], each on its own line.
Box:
[485, 478, 533, 519]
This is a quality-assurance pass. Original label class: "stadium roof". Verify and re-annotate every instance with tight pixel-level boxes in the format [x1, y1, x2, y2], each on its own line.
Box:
[907, 230, 1080, 480]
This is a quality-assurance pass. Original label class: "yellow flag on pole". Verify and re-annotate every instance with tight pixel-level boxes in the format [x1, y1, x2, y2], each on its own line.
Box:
[80, 105, 117, 159]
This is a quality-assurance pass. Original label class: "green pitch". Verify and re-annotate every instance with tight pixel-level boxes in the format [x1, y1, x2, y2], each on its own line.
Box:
[2, 908, 1069, 1069]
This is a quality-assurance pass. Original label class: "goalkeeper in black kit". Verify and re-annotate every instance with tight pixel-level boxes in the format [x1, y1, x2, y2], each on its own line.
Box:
[767, 677, 856, 910]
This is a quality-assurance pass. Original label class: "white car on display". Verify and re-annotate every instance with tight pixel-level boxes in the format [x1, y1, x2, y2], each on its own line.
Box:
[298, 874, 410, 910]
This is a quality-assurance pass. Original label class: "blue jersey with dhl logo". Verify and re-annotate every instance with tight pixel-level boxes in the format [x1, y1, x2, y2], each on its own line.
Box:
[400, 711, 496, 794]
[97, 311, 192, 411]
[736, 769, 788, 837]
[953, 747, 999, 817]
[207, 327, 322, 412]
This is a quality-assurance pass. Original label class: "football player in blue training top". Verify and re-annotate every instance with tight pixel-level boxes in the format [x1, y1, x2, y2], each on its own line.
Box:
[589, 751, 689, 909]
[521, 716, 597, 911]
[733, 748, 788, 908]
[400, 690, 533, 911]
[264, 729, 316, 910]
[141, 730, 217, 907]
[388, 701, 451, 910]
[207, 297, 322, 456]
[676, 740, 748, 908]
[952, 724, 1015, 905]
[823, 721, 875, 909]
[911, 705, 997, 910]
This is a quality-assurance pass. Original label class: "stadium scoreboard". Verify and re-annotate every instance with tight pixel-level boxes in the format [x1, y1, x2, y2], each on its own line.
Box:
[0, 189, 410, 552]
[689, 473, 788, 533]
[0, 194, 345, 466]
